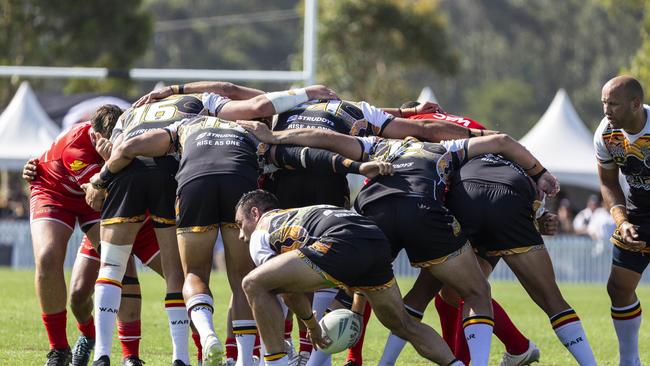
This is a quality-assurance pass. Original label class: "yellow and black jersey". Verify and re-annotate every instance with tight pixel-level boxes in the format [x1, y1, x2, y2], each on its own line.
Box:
[355, 137, 469, 211]
[274, 100, 394, 137]
[595, 106, 650, 212]
[174, 116, 265, 191]
[112, 93, 230, 142]
[266, 205, 385, 251]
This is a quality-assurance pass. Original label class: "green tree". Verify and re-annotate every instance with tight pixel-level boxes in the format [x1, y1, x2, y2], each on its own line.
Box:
[307, 0, 458, 106]
[0, 0, 152, 103]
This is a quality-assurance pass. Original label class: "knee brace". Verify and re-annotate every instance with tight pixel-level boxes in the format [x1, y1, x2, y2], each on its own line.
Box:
[98, 242, 133, 283]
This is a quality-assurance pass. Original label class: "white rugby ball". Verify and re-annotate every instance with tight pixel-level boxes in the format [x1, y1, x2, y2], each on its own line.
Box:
[317, 309, 362, 354]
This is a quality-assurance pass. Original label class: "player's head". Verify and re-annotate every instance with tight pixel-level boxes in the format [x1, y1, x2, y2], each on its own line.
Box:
[400, 101, 420, 109]
[91, 104, 124, 139]
[235, 189, 280, 243]
[602, 76, 644, 129]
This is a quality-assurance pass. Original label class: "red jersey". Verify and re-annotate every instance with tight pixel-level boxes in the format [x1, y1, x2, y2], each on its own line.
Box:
[32, 122, 102, 199]
[410, 112, 486, 130]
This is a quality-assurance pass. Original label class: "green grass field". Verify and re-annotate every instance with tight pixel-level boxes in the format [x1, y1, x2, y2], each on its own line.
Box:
[1, 268, 648, 365]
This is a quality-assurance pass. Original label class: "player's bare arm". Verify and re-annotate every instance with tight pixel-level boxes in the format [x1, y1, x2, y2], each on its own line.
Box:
[217, 85, 338, 121]
[133, 81, 266, 107]
[467, 134, 560, 197]
[382, 101, 446, 117]
[382, 117, 496, 142]
[599, 164, 646, 249]
[237, 121, 365, 162]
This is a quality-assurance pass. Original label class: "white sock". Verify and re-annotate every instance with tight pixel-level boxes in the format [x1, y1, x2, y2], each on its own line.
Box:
[377, 332, 407, 366]
[166, 301, 190, 363]
[234, 320, 257, 366]
[306, 349, 331, 366]
[312, 289, 337, 319]
[612, 301, 642, 366]
[187, 294, 216, 346]
[551, 309, 596, 366]
[462, 317, 494, 366]
[93, 282, 122, 360]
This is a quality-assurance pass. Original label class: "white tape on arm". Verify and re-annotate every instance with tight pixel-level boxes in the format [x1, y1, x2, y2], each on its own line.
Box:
[265, 88, 309, 114]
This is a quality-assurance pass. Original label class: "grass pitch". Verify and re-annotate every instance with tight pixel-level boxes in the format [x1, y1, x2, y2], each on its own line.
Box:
[1, 268, 648, 365]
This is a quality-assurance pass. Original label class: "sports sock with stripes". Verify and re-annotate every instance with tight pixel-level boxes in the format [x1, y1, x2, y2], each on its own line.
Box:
[165, 292, 190, 364]
[550, 308, 596, 365]
[462, 315, 494, 366]
[192, 329, 203, 362]
[187, 294, 216, 346]
[434, 294, 459, 349]
[264, 352, 288, 365]
[611, 301, 642, 366]
[233, 320, 257, 366]
[118, 320, 141, 359]
[226, 336, 237, 362]
[93, 281, 122, 359]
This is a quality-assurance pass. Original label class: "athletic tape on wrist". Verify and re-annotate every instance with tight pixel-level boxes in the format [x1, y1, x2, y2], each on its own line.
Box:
[265, 88, 308, 114]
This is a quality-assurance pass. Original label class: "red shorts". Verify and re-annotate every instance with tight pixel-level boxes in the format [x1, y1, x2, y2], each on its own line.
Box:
[30, 188, 99, 231]
[77, 218, 160, 265]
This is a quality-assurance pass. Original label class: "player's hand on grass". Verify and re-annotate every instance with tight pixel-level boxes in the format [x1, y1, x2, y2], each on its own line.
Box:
[359, 161, 394, 179]
[235, 120, 278, 144]
[133, 86, 174, 108]
[536, 171, 560, 197]
[537, 212, 559, 235]
[305, 85, 338, 101]
[81, 183, 106, 211]
[22, 158, 39, 182]
[91, 132, 113, 161]
[619, 221, 647, 251]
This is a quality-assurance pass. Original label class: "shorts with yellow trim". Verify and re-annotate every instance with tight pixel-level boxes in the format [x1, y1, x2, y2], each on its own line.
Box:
[297, 236, 395, 291]
[102, 157, 178, 228]
[446, 181, 543, 268]
[611, 213, 650, 274]
[176, 174, 256, 234]
[360, 195, 468, 266]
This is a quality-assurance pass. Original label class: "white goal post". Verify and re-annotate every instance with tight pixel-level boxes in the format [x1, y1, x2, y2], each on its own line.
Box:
[0, 0, 318, 85]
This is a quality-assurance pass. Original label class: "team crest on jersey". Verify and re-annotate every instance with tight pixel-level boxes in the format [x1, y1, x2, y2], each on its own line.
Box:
[350, 120, 369, 137]
[436, 152, 455, 185]
[69, 160, 89, 171]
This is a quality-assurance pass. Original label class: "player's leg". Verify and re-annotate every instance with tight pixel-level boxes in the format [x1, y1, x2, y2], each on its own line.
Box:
[117, 257, 144, 365]
[93, 221, 142, 364]
[31, 216, 75, 365]
[606, 244, 648, 366]
[425, 246, 493, 366]
[377, 270, 440, 366]
[69, 237, 100, 366]
[504, 247, 596, 365]
[362, 283, 461, 366]
[222, 225, 258, 366]
[178, 228, 222, 366]
[241, 251, 331, 366]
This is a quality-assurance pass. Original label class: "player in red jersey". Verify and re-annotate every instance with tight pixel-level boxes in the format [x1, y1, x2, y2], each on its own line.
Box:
[28, 105, 121, 365]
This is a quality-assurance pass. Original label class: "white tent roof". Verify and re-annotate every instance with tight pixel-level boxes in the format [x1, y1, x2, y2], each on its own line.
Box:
[417, 87, 438, 104]
[0, 82, 61, 170]
[520, 89, 599, 191]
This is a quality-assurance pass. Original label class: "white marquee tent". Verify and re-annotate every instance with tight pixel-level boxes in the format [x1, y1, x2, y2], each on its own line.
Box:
[0, 82, 60, 170]
[520, 89, 600, 191]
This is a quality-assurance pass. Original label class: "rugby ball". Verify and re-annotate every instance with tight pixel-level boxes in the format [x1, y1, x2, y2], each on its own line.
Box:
[317, 309, 362, 354]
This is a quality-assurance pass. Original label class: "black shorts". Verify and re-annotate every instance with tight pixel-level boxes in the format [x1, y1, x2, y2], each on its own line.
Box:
[611, 213, 650, 274]
[360, 195, 468, 268]
[102, 159, 177, 228]
[176, 174, 257, 233]
[298, 237, 394, 291]
[264, 170, 350, 209]
[446, 181, 544, 264]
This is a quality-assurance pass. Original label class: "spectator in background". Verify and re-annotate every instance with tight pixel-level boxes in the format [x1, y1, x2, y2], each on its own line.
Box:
[573, 194, 600, 235]
[557, 198, 575, 234]
[587, 202, 617, 256]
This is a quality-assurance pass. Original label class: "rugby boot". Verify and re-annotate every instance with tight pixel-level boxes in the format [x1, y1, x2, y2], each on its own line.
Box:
[72, 335, 95, 366]
[91, 355, 110, 366]
[45, 348, 72, 366]
[202, 334, 225, 366]
[172, 360, 190, 366]
[342, 361, 360, 366]
[499, 341, 540, 366]
[122, 356, 145, 366]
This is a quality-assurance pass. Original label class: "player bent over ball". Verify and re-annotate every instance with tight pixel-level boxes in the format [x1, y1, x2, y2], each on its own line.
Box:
[235, 190, 465, 366]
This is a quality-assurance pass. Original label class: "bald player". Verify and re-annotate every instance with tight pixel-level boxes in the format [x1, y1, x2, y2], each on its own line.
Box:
[595, 75, 650, 366]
